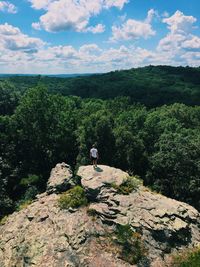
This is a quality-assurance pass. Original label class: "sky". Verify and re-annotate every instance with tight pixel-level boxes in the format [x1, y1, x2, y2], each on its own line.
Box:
[0, 0, 200, 74]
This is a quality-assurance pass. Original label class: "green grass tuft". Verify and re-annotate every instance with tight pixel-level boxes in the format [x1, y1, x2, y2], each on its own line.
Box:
[58, 186, 88, 209]
[16, 200, 32, 211]
[112, 176, 143, 195]
[170, 247, 200, 267]
[0, 216, 8, 225]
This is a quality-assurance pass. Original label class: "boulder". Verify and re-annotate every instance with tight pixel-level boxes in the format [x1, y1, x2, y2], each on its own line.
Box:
[78, 165, 128, 199]
[78, 165, 200, 262]
[46, 162, 74, 194]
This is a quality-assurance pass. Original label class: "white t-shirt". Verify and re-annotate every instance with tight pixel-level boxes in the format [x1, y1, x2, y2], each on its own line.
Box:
[90, 148, 98, 158]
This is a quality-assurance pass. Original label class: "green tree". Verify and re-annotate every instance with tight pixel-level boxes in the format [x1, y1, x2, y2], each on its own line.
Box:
[0, 81, 20, 115]
[146, 129, 200, 210]
[12, 86, 78, 189]
[77, 110, 115, 166]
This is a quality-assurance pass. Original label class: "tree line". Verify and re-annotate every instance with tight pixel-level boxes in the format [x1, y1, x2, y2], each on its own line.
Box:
[2, 65, 200, 107]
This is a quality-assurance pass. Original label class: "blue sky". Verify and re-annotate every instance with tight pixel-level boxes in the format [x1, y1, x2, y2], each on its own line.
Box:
[0, 0, 200, 74]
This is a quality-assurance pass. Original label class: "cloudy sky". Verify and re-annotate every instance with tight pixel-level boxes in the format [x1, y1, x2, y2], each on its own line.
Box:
[0, 0, 200, 74]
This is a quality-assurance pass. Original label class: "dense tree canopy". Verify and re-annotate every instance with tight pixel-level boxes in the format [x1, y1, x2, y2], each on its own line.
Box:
[0, 66, 200, 219]
[1, 65, 200, 108]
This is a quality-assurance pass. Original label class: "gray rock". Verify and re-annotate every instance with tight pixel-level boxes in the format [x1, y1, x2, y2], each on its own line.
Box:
[78, 165, 128, 199]
[77, 165, 200, 263]
[46, 162, 74, 194]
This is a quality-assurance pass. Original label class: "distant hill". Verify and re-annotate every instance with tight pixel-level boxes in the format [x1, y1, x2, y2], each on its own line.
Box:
[0, 73, 95, 78]
[1, 65, 200, 107]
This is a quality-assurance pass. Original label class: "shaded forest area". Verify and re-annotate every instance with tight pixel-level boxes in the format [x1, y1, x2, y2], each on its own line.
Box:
[0, 65, 200, 218]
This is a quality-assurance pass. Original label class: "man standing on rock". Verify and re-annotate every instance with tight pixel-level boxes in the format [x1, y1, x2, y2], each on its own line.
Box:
[90, 144, 99, 168]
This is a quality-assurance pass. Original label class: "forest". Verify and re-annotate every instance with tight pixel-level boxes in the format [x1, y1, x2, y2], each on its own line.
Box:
[0, 65, 200, 219]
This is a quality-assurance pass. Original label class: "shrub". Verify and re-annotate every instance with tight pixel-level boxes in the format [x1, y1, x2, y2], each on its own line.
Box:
[114, 224, 147, 265]
[16, 200, 32, 211]
[169, 246, 200, 267]
[0, 216, 8, 225]
[20, 174, 40, 186]
[87, 208, 97, 216]
[112, 176, 143, 195]
[23, 186, 39, 200]
[58, 186, 88, 209]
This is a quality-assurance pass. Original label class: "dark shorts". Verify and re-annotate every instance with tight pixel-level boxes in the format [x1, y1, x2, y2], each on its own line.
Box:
[91, 157, 97, 160]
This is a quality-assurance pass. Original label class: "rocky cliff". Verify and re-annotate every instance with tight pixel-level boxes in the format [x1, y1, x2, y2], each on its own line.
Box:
[0, 163, 200, 267]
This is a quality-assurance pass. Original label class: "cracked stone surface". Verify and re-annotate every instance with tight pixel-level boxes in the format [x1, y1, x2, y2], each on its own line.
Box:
[0, 164, 200, 267]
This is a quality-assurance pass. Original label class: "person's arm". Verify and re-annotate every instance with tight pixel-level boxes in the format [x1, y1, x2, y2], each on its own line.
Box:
[97, 150, 99, 159]
[90, 150, 92, 159]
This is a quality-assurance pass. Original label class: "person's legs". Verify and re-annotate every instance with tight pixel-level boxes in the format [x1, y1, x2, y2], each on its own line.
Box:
[91, 157, 97, 168]
[92, 158, 95, 168]
[94, 159, 97, 168]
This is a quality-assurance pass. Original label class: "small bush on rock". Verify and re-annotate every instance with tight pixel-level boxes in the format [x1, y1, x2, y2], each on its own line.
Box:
[112, 176, 142, 195]
[114, 224, 147, 265]
[169, 246, 200, 267]
[58, 186, 88, 209]
[16, 200, 32, 211]
[20, 174, 40, 186]
[0, 216, 8, 225]
[97, 224, 147, 265]
[87, 208, 97, 216]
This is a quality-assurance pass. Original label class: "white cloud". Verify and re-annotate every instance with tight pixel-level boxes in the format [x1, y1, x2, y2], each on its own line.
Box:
[1, 38, 200, 74]
[181, 51, 200, 66]
[0, 23, 20, 35]
[30, 0, 128, 33]
[162, 11, 169, 18]
[110, 10, 156, 42]
[0, 23, 45, 52]
[158, 11, 199, 53]
[84, 24, 105, 33]
[182, 36, 200, 50]
[157, 33, 186, 52]
[163, 10, 196, 34]
[0, 39, 156, 74]
[103, 0, 129, 9]
[32, 22, 42, 31]
[145, 9, 158, 24]
[1, 9, 200, 74]
[29, 0, 128, 11]
[157, 10, 200, 65]
[28, 0, 54, 10]
[0, 1, 17, 13]
[79, 44, 102, 54]
[32, 0, 98, 32]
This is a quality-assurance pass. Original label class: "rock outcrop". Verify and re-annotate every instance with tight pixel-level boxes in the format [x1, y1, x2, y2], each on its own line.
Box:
[78, 165, 127, 199]
[46, 162, 74, 194]
[0, 164, 200, 267]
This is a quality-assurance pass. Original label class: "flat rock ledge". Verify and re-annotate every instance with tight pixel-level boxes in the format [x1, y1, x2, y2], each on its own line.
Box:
[78, 165, 128, 199]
